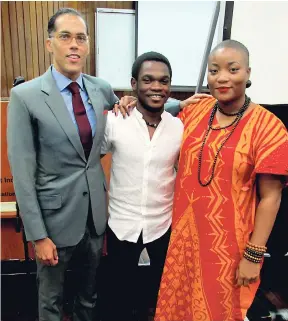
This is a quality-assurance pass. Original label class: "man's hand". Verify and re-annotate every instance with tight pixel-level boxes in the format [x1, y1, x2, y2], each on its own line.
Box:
[179, 93, 211, 110]
[34, 237, 58, 266]
[235, 257, 261, 287]
[113, 96, 137, 118]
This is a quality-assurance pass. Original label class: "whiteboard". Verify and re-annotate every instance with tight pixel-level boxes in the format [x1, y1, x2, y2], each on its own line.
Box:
[137, 1, 226, 88]
[231, 2, 288, 104]
[96, 9, 135, 90]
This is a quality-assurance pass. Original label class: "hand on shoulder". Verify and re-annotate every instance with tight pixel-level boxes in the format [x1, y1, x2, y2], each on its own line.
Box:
[113, 96, 137, 118]
[179, 93, 212, 110]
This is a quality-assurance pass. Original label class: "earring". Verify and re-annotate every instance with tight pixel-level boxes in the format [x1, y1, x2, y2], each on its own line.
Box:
[206, 84, 209, 90]
[246, 80, 252, 88]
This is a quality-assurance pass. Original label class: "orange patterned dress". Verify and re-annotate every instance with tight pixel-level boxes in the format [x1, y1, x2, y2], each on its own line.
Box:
[155, 98, 288, 321]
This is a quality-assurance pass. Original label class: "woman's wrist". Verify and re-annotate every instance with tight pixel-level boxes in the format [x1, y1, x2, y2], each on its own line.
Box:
[243, 241, 266, 263]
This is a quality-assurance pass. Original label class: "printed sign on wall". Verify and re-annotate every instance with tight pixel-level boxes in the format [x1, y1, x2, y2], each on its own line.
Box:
[1, 101, 16, 204]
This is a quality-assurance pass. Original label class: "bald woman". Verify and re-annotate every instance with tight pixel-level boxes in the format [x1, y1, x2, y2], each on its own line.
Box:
[155, 40, 288, 321]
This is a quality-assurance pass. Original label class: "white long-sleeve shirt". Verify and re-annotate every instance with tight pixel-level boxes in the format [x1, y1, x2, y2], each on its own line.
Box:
[101, 108, 183, 243]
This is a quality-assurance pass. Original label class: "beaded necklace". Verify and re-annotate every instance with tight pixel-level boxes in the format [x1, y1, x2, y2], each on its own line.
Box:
[198, 95, 251, 187]
[144, 119, 159, 128]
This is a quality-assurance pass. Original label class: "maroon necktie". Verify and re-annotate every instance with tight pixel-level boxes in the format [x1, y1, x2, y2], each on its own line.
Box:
[68, 82, 92, 159]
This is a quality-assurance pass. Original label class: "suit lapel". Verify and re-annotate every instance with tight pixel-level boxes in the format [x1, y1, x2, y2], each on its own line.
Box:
[41, 68, 86, 161]
[83, 78, 103, 161]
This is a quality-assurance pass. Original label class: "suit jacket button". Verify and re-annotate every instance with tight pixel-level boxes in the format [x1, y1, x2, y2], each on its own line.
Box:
[83, 191, 88, 196]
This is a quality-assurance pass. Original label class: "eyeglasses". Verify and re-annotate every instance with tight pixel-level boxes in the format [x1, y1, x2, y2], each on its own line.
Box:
[50, 33, 88, 45]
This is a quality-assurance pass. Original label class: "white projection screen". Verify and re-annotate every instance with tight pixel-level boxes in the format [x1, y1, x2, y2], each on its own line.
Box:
[231, 1, 288, 104]
[137, 1, 226, 89]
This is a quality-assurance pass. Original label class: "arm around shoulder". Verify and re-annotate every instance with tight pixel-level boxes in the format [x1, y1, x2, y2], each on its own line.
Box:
[164, 94, 212, 117]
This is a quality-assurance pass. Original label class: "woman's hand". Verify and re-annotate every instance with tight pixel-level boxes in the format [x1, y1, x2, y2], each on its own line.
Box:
[179, 93, 211, 110]
[235, 257, 261, 287]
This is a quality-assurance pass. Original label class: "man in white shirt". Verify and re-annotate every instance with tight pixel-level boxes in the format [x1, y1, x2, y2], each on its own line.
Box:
[101, 52, 183, 321]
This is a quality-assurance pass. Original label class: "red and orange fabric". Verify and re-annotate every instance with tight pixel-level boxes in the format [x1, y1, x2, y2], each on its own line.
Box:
[155, 97, 288, 321]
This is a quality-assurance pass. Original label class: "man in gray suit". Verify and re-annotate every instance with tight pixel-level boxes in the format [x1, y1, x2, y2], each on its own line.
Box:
[7, 8, 118, 321]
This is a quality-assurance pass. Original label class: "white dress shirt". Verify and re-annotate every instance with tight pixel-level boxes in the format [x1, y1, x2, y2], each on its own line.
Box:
[101, 108, 184, 244]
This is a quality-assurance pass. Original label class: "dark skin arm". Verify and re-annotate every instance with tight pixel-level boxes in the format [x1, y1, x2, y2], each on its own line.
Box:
[236, 174, 283, 287]
[113, 94, 211, 117]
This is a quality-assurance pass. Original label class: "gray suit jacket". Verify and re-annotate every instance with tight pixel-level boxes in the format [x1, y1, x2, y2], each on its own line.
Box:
[7, 67, 117, 247]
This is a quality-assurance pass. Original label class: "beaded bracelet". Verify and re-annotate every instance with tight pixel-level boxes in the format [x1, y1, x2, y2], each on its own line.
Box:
[244, 241, 266, 263]
[245, 248, 264, 258]
[244, 256, 261, 264]
[243, 252, 262, 264]
[246, 247, 266, 255]
[244, 255, 262, 264]
[247, 241, 267, 252]
[246, 246, 266, 253]
[244, 252, 262, 261]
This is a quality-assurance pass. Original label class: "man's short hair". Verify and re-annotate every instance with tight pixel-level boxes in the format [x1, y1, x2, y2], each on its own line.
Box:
[47, 8, 89, 36]
[132, 51, 172, 80]
[210, 39, 250, 66]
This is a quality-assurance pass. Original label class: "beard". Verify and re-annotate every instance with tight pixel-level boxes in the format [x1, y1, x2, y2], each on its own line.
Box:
[138, 95, 164, 113]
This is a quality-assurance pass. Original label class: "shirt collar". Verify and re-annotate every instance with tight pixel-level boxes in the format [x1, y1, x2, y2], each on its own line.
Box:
[51, 65, 84, 92]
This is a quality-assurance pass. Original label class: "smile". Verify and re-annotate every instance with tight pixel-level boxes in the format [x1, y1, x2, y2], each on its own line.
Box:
[67, 54, 80, 60]
[217, 87, 230, 93]
[148, 95, 164, 98]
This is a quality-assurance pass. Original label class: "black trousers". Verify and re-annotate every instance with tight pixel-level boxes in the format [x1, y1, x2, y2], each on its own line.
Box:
[104, 225, 171, 321]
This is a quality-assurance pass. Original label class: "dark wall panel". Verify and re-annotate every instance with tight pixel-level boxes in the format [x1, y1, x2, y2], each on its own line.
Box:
[1, 1, 135, 98]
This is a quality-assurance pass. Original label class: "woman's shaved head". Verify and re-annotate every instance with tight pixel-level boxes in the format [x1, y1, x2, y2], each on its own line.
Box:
[210, 40, 250, 67]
